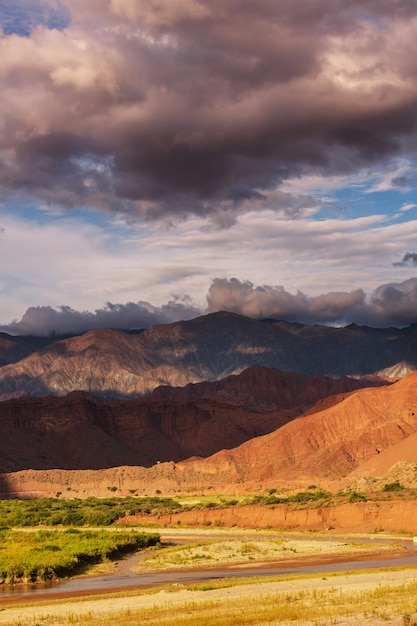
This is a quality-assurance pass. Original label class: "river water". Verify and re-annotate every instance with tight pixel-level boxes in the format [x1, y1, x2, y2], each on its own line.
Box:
[2, 535, 417, 602]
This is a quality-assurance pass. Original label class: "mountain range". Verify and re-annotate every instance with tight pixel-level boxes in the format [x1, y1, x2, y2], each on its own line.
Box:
[0, 312, 416, 399]
[0, 367, 370, 472]
[1, 311, 417, 497]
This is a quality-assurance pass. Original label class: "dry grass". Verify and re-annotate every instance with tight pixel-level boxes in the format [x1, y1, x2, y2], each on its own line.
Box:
[2, 569, 417, 625]
[136, 537, 401, 571]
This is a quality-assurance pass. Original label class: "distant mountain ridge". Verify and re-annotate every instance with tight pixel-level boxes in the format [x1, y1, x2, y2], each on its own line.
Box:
[0, 312, 416, 398]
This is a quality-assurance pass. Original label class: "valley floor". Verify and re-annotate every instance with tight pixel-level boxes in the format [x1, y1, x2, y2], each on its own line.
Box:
[1, 526, 417, 625]
[1, 566, 417, 625]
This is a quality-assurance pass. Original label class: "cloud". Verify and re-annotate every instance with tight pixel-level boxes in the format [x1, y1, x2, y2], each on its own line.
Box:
[393, 252, 417, 267]
[206, 277, 417, 328]
[1, 1, 417, 222]
[2, 205, 417, 328]
[1, 298, 201, 336]
[368, 279, 417, 327]
[365, 161, 416, 194]
[2, 276, 417, 335]
[206, 278, 367, 325]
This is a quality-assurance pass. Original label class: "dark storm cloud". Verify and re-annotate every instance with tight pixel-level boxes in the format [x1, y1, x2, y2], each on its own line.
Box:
[3, 277, 417, 335]
[1, 298, 201, 336]
[1, 0, 417, 220]
[393, 252, 417, 267]
[367, 279, 417, 327]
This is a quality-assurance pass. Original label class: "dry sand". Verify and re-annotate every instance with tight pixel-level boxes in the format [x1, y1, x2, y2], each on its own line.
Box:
[0, 568, 417, 625]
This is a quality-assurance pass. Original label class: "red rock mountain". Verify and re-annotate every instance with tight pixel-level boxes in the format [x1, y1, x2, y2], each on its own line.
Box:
[3, 374, 417, 500]
[0, 312, 416, 398]
[174, 372, 417, 488]
[0, 367, 374, 472]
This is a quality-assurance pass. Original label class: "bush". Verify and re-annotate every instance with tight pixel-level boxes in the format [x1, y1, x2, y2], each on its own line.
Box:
[287, 489, 332, 504]
[348, 491, 367, 503]
[382, 481, 404, 492]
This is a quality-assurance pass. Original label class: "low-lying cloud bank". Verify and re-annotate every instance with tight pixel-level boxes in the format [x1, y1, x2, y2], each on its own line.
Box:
[2, 277, 417, 336]
[207, 278, 417, 328]
[0, 298, 201, 337]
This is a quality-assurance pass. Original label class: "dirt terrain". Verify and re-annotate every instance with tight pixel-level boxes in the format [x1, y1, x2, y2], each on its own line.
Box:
[121, 499, 417, 534]
[1, 372, 417, 546]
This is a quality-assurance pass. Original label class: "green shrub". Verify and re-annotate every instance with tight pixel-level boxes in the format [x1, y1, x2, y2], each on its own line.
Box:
[348, 491, 367, 503]
[382, 481, 404, 492]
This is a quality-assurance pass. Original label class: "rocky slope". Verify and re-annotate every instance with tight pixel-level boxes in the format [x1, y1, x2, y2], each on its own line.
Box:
[2, 372, 417, 497]
[0, 312, 416, 398]
[151, 365, 372, 410]
[0, 367, 370, 472]
[174, 372, 417, 488]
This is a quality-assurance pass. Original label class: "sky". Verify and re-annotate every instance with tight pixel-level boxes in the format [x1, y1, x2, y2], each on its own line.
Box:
[1, 0, 417, 335]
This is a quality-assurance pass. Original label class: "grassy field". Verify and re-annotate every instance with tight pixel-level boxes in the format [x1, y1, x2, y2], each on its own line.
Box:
[0, 528, 159, 584]
[0, 496, 182, 527]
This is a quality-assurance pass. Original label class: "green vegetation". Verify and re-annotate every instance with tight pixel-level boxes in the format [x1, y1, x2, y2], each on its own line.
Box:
[0, 496, 182, 527]
[0, 484, 410, 533]
[348, 491, 368, 503]
[243, 488, 332, 507]
[0, 528, 159, 584]
[383, 481, 405, 492]
[0, 492, 333, 530]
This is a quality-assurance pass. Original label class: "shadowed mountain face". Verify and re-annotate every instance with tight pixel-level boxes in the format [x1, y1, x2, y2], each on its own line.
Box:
[0, 332, 77, 366]
[0, 367, 375, 472]
[0, 312, 415, 398]
[0, 333, 44, 368]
